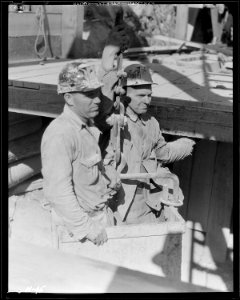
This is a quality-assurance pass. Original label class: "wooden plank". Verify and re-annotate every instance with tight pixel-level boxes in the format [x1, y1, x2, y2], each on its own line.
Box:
[9, 112, 36, 125]
[8, 58, 99, 75]
[8, 155, 42, 188]
[149, 104, 232, 142]
[125, 45, 187, 54]
[186, 140, 218, 231]
[8, 59, 232, 111]
[170, 86, 232, 107]
[9, 175, 43, 196]
[8, 107, 59, 119]
[8, 86, 64, 117]
[8, 12, 62, 37]
[205, 143, 233, 263]
[61, 6, 84, 58]
[9, 239, 217, 293]
[9, 117, 42, 141]
[8, 86, 233, 142]
[175, 5, 189, 40]
[173, 155, 194, 220]
[152, 103, 232, 128]
[9, 130, 43, 163]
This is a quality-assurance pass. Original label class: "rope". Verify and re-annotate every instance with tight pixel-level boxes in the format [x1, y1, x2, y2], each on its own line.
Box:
[34, 5, 48, 60]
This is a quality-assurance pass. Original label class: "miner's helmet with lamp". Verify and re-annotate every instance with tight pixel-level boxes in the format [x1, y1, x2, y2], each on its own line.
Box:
[122, 64, 157, 87]
[57, 62, 104, 94]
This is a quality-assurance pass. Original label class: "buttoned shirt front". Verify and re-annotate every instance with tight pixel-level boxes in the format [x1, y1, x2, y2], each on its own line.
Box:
[41, 104, 110, 240]
[115, 106, 168, 219]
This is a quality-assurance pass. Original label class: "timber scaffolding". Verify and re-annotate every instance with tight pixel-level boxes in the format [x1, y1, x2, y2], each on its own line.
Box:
[9, 51, 232, 142]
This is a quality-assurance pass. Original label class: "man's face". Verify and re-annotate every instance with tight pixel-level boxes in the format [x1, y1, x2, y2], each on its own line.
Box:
[126, 85, 152, 115]
[67, 88, 101, 120]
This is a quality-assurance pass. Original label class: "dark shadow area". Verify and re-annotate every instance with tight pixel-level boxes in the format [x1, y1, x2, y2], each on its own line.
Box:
[151, 233, 182, 281]
[105, 263, 218, 293]
[67, 5, 148, 59]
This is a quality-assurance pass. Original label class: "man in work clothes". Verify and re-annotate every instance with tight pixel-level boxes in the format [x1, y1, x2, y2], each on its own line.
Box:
[41, 62, 122, 246]
[100, 44, 196, 225]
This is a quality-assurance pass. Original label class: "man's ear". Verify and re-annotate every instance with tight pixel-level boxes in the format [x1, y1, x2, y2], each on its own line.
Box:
[64, 93, 74, 106]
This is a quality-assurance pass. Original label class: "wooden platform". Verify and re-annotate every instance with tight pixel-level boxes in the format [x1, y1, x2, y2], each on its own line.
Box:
[9, 238, 219, 293]
[8, 57, 233, 142]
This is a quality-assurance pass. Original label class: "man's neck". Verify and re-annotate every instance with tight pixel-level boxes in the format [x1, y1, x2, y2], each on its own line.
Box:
[126, 106, 140, 121]
[69, 106, 90, 125]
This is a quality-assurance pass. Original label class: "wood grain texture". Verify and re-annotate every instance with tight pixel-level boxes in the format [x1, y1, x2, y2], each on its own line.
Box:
[8, 59, 233, 110]
[9, 117, 42, 141]
[9, 112, 36, 125]
[149, 104, 232, 142]
[172, 155, 194, 220]
[186, 140, 217, 232]
[8, 155, 42, 188]
[205, 142, 233, 263]
[8, 130, 43, 163]
[9, 87, 64, 117]
[8, 85, 232, 142]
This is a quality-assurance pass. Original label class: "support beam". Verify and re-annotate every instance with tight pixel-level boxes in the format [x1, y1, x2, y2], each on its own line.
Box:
[175, 5, 189, 40]
[61, 5, 84, 58]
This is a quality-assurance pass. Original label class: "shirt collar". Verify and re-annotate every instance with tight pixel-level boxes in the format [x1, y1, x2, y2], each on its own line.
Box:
[63, 104, 94, 131]
[126, 106, 147, 125]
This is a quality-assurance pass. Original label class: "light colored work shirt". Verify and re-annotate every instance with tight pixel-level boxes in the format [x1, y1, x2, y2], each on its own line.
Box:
[41, 104, 111, 240]
[115, 106, 170, 219]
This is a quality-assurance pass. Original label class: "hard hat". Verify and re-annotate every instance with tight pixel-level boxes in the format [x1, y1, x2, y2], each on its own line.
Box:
[57, 62, 104, 94]
[122, 64, 156, 87]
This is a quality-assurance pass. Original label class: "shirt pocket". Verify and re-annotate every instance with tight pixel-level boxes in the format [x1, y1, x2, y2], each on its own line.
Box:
[79, 153, 101, 168]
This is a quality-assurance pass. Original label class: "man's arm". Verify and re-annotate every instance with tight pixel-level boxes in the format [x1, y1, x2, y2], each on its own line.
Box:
[41, 132, 107, 245]
[153, 120, 195, 164]
[94, 24, 129, 133]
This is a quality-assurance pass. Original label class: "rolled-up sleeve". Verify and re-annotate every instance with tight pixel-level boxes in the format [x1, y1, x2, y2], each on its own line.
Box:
[41, 133, 93, 240]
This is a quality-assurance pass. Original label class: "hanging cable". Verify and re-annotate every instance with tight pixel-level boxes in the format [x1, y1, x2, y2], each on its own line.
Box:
[34, 5, 48, 62]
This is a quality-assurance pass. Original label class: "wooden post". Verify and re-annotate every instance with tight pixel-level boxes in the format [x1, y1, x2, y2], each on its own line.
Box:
[61, 5, 84, 58]
[175, 5, 189, 40]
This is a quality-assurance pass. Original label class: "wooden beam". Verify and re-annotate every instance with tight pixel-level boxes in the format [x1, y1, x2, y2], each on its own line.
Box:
[9, 116, 42, 141]
[186, 140, 217, 232]
[175, 5, 189, 40]
[61, 5, 84, 58]
[205, 142, 233, 263]
[8, 86, 233, 142]
[9, 130, 43, 163]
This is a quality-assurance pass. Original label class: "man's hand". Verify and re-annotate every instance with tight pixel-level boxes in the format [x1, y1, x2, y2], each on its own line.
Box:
[86, 221, 108, 246]
[156, 138, 196, 164]
[102, 25, 129, 73]
[104, 165, 121, 190]
[102, 165, 121, 199]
